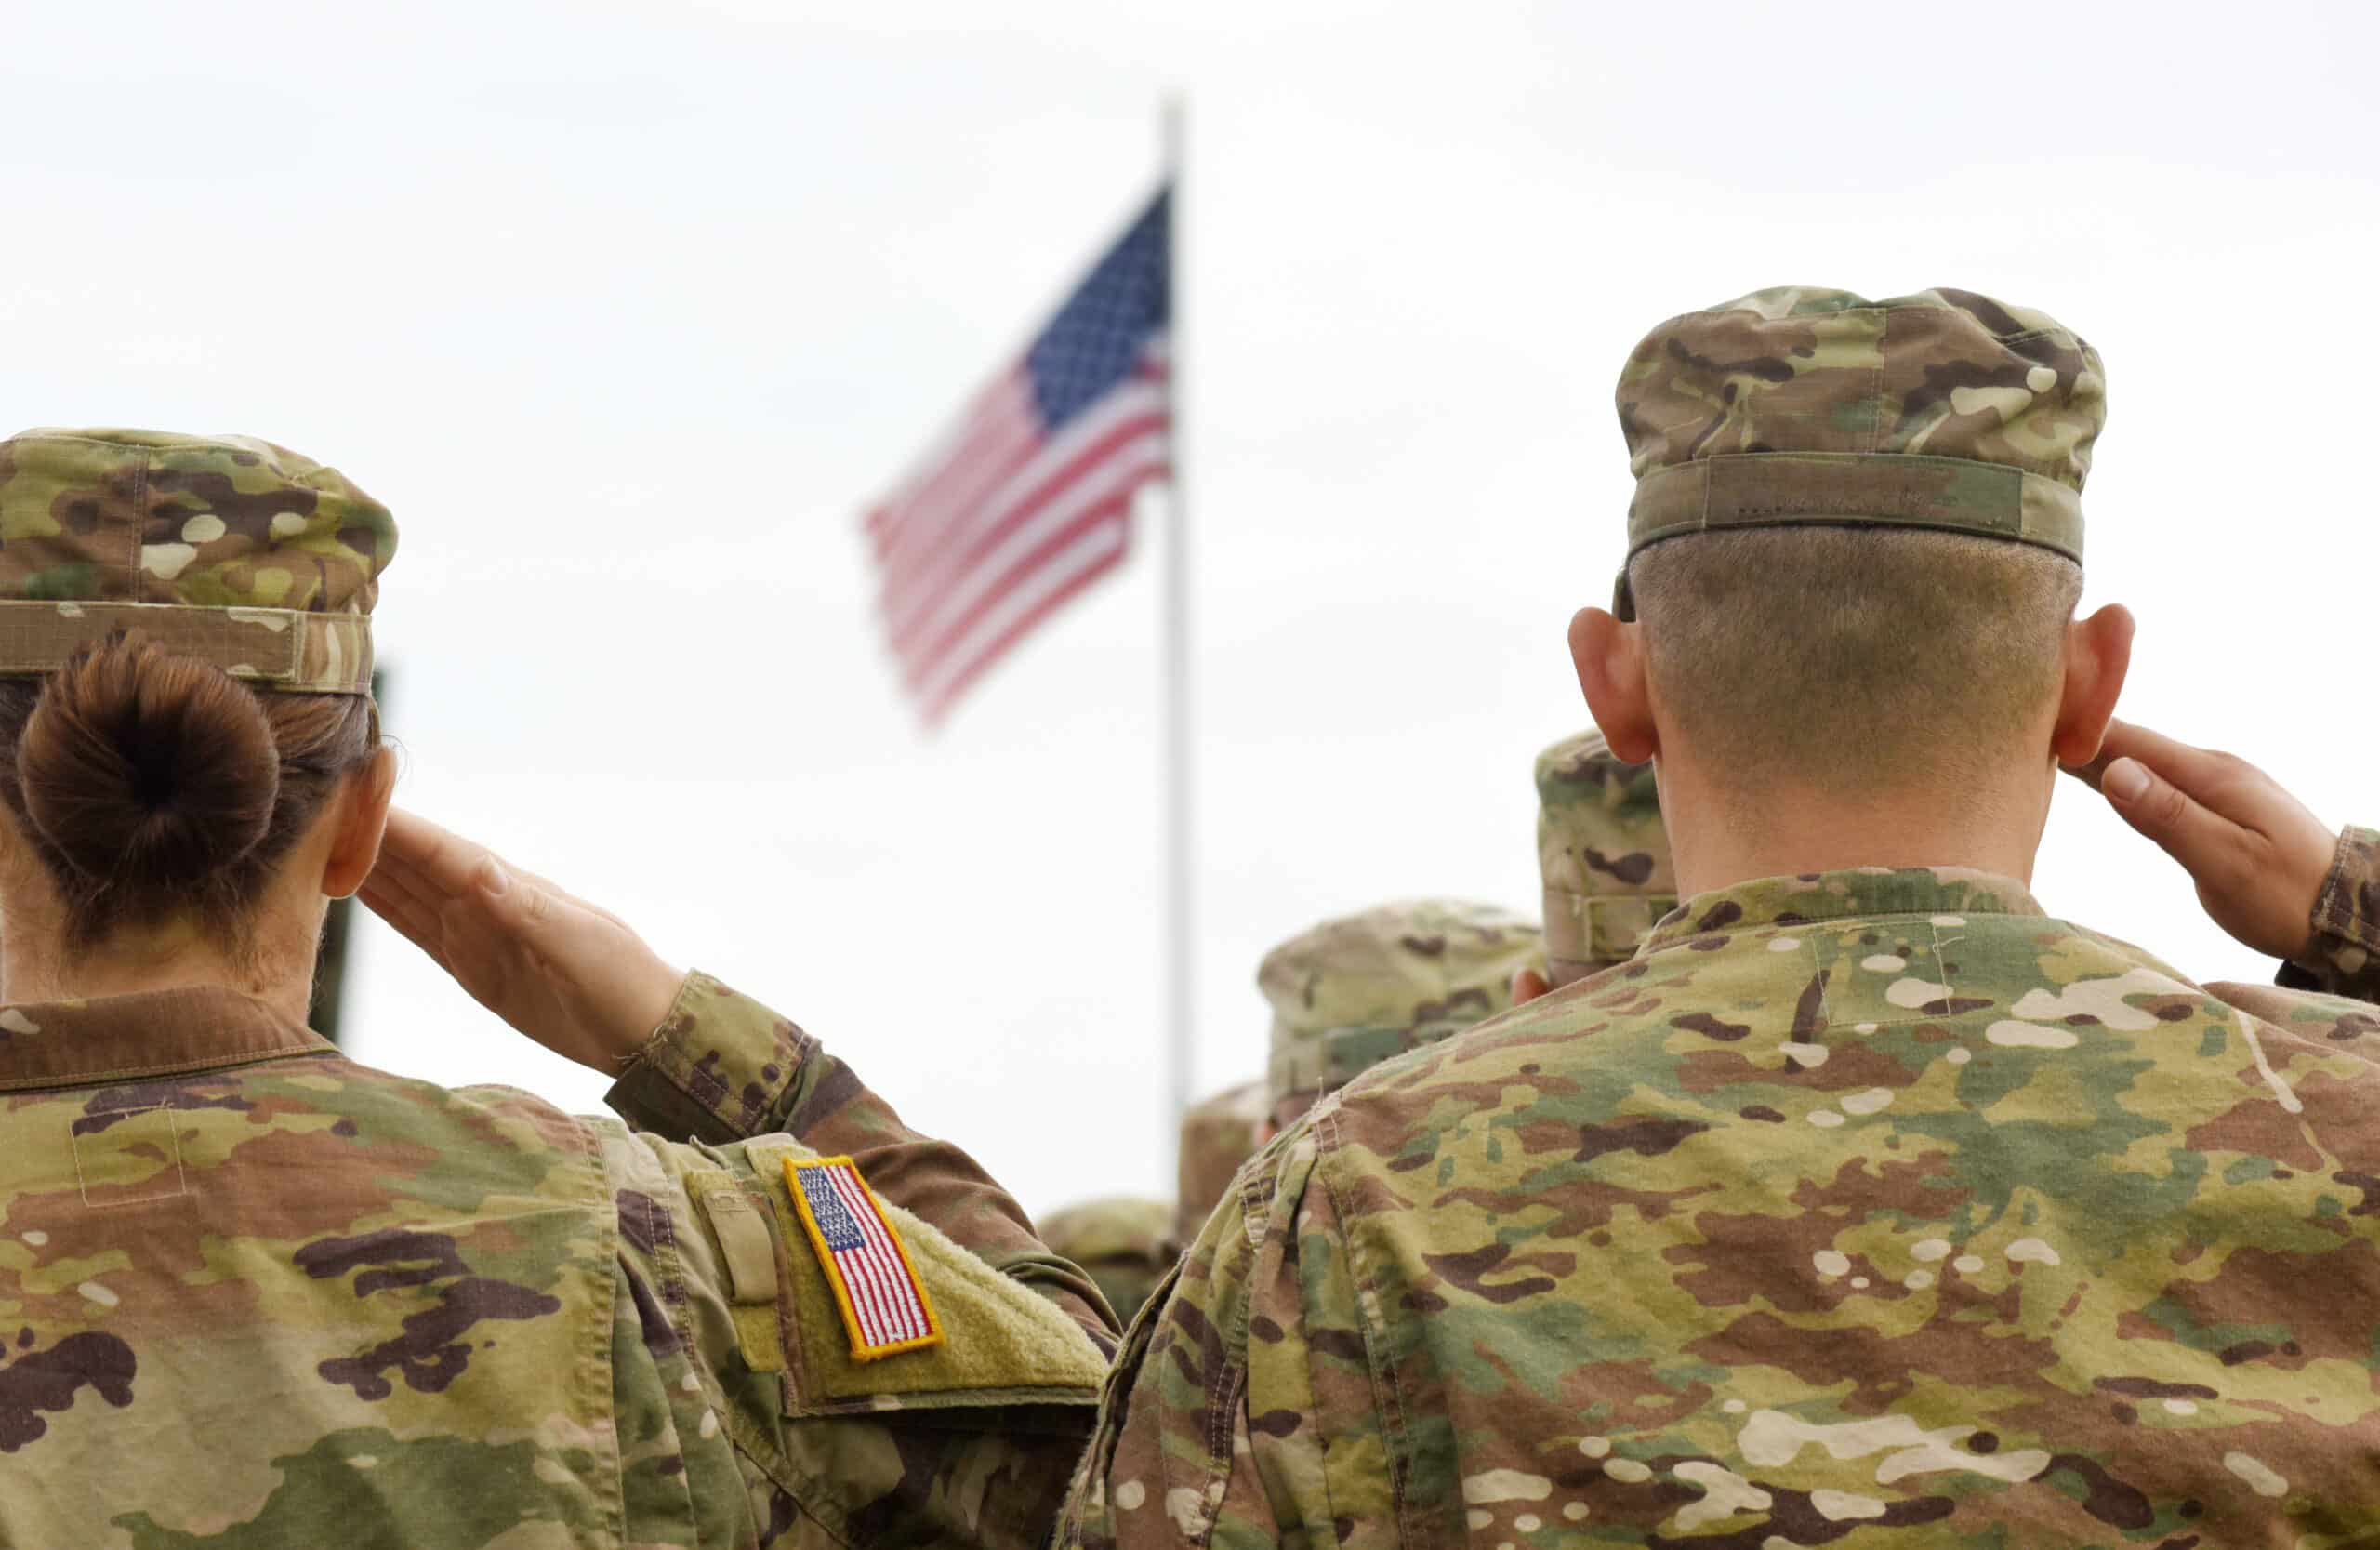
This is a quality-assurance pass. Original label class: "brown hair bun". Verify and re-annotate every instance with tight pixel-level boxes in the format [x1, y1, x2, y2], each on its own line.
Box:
[15, 633, 281, 889]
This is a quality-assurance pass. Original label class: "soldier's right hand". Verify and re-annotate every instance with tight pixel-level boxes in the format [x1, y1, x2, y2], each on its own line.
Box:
[2066, 719, 2339, 963]
[358, 808, 688, 1073]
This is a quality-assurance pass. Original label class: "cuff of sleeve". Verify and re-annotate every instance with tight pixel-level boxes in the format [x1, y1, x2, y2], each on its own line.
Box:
[605, 969, 815, 1146]
[2310, 827, 2380, 953]
[2281, 826, 2380, 988]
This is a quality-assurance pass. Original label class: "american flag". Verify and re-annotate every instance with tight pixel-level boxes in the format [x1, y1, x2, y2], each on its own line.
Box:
[789, 1158, 942, 1358]
[864, 185, 1172, 723]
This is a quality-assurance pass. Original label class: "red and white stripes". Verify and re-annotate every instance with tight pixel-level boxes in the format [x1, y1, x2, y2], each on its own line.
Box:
[864, 341, 1170, 722]
[816, 1159, 935, 1350]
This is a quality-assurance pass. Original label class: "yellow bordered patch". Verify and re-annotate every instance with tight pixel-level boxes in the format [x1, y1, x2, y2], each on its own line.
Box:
[782, 1155, 945, 1361]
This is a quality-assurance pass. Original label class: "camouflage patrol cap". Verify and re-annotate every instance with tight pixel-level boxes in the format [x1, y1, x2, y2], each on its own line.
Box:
[1613, 287, 2103, 619]
[1175, 1080, 1266, 1245]
[1536, 728, 1678, 984]
[1261, 900, 1540, 1124]
[0, 429, 395, 694]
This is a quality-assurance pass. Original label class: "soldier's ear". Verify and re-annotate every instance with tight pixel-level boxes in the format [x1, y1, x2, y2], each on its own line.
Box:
[2051, 603, 2135, 771]
[1569, 607, 1658, 764]
[321, 747, 398, 901]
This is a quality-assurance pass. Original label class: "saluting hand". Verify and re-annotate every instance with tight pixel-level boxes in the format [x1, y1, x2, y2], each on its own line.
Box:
[2066, 719, 2339, 963]
[358, 808, 687, 1074]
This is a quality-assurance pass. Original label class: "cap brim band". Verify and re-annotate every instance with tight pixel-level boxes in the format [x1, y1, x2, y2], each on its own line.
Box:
[0, 602, 373, 695]
[1627, 451, 2083, 562]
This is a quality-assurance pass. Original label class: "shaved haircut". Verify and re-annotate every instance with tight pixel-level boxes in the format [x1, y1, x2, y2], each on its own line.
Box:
[1628, 527, 2084, 817]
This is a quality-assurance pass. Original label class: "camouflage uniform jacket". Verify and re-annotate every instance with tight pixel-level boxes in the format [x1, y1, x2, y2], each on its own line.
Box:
[1062, 860, 2380, 1547]
[0, 970, 1115, 1549]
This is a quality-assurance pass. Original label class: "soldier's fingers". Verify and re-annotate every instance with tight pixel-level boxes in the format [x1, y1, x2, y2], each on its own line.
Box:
[361, 837, 465, 911]
[357, 881, 455, 973]
[461, 858, 593, 950]
[2097, 755, 2238, 874]
[2093, 720, 2242, 803]
[2062, 758, 2108, 794]
[360, 854, 443, 915]
[377, 808, 511, 901]
[1511, 967, 1551, 1006]
[357, 868, 461, 954]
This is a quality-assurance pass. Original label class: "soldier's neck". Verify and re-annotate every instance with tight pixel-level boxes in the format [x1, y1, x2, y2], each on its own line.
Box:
[0, 886, 326, 1027]
[1658, 759, 2053, 901]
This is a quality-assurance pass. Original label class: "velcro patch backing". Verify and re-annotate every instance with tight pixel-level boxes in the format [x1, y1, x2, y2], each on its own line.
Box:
[782, 1156, 945, 1361]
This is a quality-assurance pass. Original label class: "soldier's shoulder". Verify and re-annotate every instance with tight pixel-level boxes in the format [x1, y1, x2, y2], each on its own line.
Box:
[300, 1056, 609, 1167]
[1317, 953, 1687, 1124]
[2204, 978, 2380, 1053]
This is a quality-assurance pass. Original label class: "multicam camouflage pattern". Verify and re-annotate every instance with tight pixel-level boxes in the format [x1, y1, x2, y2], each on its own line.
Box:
[0, 971, 1112, 1548]
[1174, 1080, 1266, 1248]
[1537, 728, 1677, 984]
[1037, 1198, 1182, 1329]
[2280, 824, 2380, 1004]
[1613, 288, 2102, 618]
[1063, 867, 2380, 1546]
[1261, 900, 1540, 1129]
[0, 429, 396, 693]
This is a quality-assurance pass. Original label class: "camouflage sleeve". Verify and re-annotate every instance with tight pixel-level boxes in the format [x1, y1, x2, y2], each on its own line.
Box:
[2278, 826, 2380, 1004]
[1061, 1125, 1382, 1549]
[607, 970, 1116, 1348]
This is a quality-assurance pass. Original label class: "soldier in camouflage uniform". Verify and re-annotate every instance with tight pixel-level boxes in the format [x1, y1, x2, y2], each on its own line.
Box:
[1043, 899, 1545, 1340]
[0, 431, 1113, 1549]
[1061, 291, 2380, 1543]
[1170, 904, 1540, 1263]
[1259, 899, 1541, 1133]
[1037, 1197, 1180, 1330]
[1534, 727, 1677, 987]
[1172, 1080, 1266, 1248]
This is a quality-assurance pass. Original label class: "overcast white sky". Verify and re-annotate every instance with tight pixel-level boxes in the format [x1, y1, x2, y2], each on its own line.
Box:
[4, 0, 2374, 1215]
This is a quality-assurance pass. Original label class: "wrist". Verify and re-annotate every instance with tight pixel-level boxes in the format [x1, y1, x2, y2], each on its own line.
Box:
[609, 961, 695, 1072]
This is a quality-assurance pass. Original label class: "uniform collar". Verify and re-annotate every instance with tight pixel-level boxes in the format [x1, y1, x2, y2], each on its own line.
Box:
[0, 985, 331, 1092]
[1641, 867, 2048, 954]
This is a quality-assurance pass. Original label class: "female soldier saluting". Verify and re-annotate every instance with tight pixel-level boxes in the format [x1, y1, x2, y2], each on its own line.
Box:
[0, 429, 1113, 1549]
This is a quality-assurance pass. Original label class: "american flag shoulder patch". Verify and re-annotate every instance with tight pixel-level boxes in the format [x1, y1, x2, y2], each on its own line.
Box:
[782, 1155, 945, 1361]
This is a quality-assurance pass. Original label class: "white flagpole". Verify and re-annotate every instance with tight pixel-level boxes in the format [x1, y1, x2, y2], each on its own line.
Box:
[1159, 96, 1196, 1153]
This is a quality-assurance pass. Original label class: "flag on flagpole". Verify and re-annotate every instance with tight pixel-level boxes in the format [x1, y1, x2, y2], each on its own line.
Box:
[863, 185, 1172, 723]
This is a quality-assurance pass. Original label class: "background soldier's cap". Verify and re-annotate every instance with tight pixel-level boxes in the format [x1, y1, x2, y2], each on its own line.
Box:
[0, 428, 396, 694]
[1035, 1196, 1180, 1328]
[1536, 728, 1677, 983]
[1175, 1079, 1267, 1245]
[1612, 287, 2103, 619]
[1261, 899, 1540, 1121]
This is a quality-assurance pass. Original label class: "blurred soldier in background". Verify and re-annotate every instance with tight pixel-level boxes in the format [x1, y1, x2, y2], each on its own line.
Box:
[1037, 1197, 1179, 1329]
[1062, 288, 2380, 1544]
[1172, 1080, 1266, 1245]
[1161, 775, 1662, 1261]
[1064, 904, 1539, 1326]
[1529, 726, 1677, 990]
[1258, 899, 1540, 1132]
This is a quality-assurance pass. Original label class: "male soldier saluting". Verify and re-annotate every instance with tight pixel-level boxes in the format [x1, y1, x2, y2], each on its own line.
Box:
[1060, 289, 2380, 1543]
